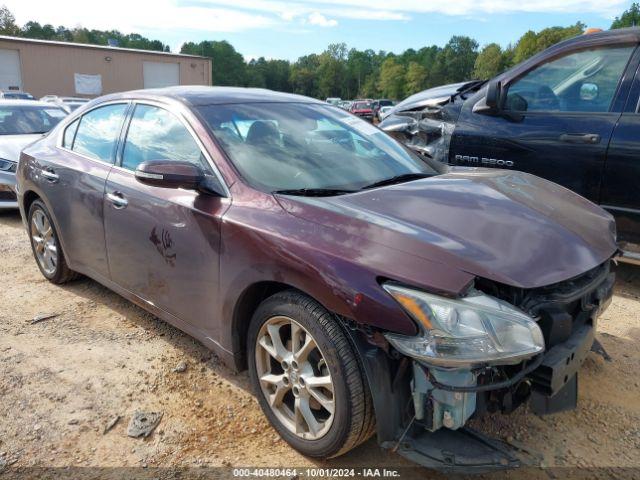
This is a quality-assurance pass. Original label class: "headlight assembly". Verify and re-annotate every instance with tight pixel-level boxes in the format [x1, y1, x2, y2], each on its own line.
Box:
[383, 283, 544, 367]
[0, 158, 17, 173]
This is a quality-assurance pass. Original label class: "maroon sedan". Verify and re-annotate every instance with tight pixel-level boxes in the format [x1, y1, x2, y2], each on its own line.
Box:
[16, 87, 616, 472]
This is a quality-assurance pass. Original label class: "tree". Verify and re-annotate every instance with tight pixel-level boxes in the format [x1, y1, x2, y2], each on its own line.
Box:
[473, 43, 506, 79]
[317, 43, 348, 98]
[290, 54, 320, 97]
[612, 2, 640, 28]
[360, 74, 380, 98]
[404, 62, 428, 95]
[0, 5, 18, 35]
[181, 40, 245, 86]
[377, 58, 406, 99]
[512, 23, 584, 65]
[433, 36, 479, 83]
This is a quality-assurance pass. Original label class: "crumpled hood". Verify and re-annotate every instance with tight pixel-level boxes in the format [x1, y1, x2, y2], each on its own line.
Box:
[0, 134, 42, 162]
[277, 168, 617, 289]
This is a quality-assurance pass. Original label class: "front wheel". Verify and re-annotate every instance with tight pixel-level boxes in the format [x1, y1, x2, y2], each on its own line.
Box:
[247, 290, 375, 458]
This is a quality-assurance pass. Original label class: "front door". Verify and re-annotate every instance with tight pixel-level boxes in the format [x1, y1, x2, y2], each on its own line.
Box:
[601, 76, 640, 245]
[103, 102, 229, 340]
[451, 44, 637, 202]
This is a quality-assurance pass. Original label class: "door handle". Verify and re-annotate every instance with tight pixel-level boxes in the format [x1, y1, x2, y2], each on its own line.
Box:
[106, 191, 128, 209]
[559, 133, 601, 144]
[41, 168, 59, 183]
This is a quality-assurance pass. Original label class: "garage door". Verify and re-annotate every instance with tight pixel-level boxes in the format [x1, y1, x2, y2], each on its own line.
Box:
[143, 61, 179, 89]
[0, 49, 22, 91]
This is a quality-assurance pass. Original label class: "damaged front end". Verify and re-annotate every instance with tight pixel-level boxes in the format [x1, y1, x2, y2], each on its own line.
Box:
[380, 80, 484, 163]
[346, 260, 615, 473]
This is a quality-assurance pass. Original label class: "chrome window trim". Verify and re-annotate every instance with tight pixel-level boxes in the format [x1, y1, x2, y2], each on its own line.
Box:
[56, 100, 131, 167]
[123, 99, 231, 198]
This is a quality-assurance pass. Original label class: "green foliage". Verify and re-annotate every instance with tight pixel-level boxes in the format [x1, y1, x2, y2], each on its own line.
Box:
[289, 54, 321, 97]
[181, 40, 246, 86]
[432, 36, 479, 83]
[0, 5, 19, 35]
[512, 23, 584, 65]
[473, 43, 506, 79]
[404, 62, 428, 95]
[317, 43, 348, 98]
[612, 2, 640, 28]
[378, 58, 406, 98]
[3, 7, 168, 52]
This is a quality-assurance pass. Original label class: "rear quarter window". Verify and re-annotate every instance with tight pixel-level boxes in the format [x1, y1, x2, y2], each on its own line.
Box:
[63, 119, 79, 148]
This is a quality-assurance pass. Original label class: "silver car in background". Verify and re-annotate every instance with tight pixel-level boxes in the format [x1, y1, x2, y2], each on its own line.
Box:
[0, 100, 67, 208]
[41, 96, 90, 114]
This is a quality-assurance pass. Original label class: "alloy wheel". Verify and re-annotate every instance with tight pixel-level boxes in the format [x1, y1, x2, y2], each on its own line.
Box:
[31, 209, 58, 276]
[255, 315, 335, 440]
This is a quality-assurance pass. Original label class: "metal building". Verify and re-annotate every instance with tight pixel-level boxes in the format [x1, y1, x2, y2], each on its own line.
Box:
[0, 35, 212, 98]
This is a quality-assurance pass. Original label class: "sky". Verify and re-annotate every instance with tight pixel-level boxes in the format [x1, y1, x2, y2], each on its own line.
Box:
[3, 0, 635, 60]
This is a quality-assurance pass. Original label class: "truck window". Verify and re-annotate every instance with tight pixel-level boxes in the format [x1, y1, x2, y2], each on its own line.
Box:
[505, 45, 635, 113]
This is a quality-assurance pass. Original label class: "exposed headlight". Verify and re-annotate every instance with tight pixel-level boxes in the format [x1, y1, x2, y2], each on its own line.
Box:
[0, 158, 17, 173]
[383, 284, 544, 367]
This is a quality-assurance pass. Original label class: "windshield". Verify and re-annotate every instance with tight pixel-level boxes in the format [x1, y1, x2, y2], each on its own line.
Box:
[197, 102, 441, 192]
[0, 105, 67, 135]
[353, 102, 371, 110]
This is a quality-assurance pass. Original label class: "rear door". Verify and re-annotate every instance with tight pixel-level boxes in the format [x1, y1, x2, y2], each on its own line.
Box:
[451, 43, 637, 202]
[103, 101, 229, 341]
[600, 55, 640, 246]
[38, 102, 129, 279]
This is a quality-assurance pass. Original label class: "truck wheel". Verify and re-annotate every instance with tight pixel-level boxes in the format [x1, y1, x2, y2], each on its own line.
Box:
[28, 199, 78, 284]
[248, 290, 375, 458]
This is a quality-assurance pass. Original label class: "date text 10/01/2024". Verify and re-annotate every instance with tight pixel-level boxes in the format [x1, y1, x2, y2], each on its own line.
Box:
[232, 468, 401, 477]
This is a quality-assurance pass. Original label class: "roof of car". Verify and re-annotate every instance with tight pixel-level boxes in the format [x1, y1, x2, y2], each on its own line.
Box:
[550, 27, 640, 51]
[0, 99, 64, 108]
[100, 86, 324, 107]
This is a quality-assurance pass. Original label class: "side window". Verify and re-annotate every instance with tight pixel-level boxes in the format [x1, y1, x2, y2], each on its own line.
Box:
[73, 104, 128, 162]
[63, 118, 79, 148]
[121, 104, 207, 171]
[505, 45, 635, 113]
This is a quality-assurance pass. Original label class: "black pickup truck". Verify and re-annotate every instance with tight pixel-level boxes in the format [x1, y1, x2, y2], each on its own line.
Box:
[380, 28, 640, 263]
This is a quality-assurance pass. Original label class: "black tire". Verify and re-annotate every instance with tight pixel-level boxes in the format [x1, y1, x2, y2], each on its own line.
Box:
[27, 199, 78, 284]
[247, 290, 375, 458]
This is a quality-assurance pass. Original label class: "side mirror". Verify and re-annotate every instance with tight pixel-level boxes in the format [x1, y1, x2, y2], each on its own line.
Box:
[473, 80, 502, 115]
[135, 160, 204, 190]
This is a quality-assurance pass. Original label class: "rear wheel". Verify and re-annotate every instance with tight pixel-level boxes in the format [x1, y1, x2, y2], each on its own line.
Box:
[248, 290, 375, 458]
[28, 199, 78, 284]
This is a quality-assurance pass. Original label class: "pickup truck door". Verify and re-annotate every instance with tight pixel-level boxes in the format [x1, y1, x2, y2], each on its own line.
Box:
[450, 43, 638, 203]
[600, 55, 640, 247]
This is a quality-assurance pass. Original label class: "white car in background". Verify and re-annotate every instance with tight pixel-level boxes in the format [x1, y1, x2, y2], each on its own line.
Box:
[40, 95, 90, 113]
[378, 105, 393, 121]
[0, 91, 35, 100]
[0, 100, 67, 209]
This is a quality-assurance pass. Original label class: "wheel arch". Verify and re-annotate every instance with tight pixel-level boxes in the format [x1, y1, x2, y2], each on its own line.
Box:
[21, 188, 74, 271]
[22, 189, 41, 219]
[231, 281, 336, 372]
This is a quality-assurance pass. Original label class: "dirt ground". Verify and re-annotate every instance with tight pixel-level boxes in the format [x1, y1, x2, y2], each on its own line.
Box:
[1, 208, 639, 479]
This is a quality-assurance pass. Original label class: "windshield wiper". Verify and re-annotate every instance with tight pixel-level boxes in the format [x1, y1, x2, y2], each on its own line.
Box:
[273, 188, 356, 197]
[360, 172, 431, 190]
